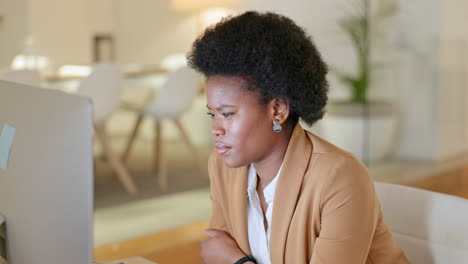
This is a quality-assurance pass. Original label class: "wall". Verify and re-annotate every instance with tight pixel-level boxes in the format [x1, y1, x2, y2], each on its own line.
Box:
[113, 0, 197, 64]
[28, 0, 92, 66]
[24, 0, 199, 66]
[393, 0, 440, 160]
[89, 0, 114, 34]
[395, 0, 468, 161]
[0, 0, 115, 68]
[438, 0, 468, 159]
[0, 0, 28, 68]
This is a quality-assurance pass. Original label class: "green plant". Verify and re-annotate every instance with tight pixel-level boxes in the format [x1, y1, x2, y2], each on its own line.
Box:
[335, 0, 397, 103]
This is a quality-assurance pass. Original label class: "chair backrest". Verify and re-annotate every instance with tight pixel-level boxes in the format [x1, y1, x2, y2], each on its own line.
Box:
[145, 66, 201, 119]
[375, 182, 468, 264]
[0, 69, 41, 86]
[77, 64, 123, 124]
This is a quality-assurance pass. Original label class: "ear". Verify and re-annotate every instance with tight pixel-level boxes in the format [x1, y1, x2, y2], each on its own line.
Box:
[269, 98, 290, 125]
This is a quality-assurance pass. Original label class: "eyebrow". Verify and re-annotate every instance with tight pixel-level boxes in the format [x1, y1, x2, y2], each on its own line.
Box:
[206, 104, 236, 110]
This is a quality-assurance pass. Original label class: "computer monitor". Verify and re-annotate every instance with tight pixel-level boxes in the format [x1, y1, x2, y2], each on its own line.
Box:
[0, 80, 93, 264]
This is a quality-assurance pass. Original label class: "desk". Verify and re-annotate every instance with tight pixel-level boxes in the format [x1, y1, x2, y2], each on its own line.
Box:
[43, 65, 168, 82]
[94, 220, 207, 264]
[43, 65, 168, 95]
[103, 256, 157, 264]
[0, 215, 5, 264]
[0, 216, 155, 264]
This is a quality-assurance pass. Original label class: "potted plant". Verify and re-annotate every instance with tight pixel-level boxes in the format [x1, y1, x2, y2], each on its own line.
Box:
[322, 0, 399, 162]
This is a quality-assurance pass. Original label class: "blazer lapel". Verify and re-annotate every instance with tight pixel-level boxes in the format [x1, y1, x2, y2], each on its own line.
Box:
[230, 165, 251, 255]
[270, 124, 312, 263]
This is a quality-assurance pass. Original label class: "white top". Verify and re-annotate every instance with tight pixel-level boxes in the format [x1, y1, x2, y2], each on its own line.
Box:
[247, 164, 282, 264]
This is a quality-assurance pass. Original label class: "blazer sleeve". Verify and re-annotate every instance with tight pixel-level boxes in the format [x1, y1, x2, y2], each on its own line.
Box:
[310, 156, 379, 264]
[207, 151, 229, 232]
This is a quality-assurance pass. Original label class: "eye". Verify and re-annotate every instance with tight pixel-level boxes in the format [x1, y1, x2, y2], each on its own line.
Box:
[222, 112, 234, 118]
[206, 112, 215, 118]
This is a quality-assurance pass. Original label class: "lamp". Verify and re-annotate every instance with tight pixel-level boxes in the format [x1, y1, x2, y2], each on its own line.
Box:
[171, 0, 237, 30]
[200, 7, 233, 28]
[171, 0, 237, 12]
[0, 214, 6, 263]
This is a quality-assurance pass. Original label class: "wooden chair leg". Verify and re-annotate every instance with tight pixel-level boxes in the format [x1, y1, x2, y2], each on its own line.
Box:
[172, 119, 204, 175]
[153, 120, 161, 174]
[462, 164, 468, 198]
[154, 120, 168, 191]
[95, 124, 138, 195]
[122, 113, 144, 163]
[98, 124, 107, 162]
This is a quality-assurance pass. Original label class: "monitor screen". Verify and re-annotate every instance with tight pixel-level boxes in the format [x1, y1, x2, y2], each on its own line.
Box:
[0, 80, 93, 264]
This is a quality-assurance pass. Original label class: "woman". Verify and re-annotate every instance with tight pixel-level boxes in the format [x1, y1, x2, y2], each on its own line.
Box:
[187, 11, 409, 264]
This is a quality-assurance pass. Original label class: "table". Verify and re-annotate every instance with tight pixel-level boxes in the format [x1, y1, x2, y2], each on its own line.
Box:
[43, 65, 169, 95]
[43, 65, 168, 82]
[0, 214, 5, 261]
[103, 256, 157, 264]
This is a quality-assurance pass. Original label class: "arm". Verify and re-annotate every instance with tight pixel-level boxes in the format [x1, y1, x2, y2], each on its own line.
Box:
[201, 153, 249, 264]
[207, 151, 229, 232]
[310, 156, 378, 264]
[200, 229, 251, 264]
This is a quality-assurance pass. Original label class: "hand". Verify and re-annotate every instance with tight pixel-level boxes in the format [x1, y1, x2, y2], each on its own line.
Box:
[200, 229, 247, 264]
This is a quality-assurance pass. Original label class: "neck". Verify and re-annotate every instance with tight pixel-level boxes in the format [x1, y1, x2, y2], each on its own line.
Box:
[254, 124, 294, 187]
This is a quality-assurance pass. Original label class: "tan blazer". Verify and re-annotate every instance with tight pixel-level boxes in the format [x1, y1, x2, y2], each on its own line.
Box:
[208, 124, 410, 264]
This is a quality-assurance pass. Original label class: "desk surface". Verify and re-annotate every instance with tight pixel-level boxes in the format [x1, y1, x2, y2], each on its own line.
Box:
[0, 214, 5, 264]
[104, 256, 157, 264]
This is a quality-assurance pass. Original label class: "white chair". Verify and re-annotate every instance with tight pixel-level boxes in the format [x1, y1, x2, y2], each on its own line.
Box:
[0, 69, 41, 86]
[78, 64, 138, 195]
[122, 66, 202, 191]
[375, 182, 468, 264]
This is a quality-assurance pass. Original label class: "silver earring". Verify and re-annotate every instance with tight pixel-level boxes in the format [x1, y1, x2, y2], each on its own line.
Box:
[273, 120, 282, 133]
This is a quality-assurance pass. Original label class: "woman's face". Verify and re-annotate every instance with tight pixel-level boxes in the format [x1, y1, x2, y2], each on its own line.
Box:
[206, 75, 279, 168]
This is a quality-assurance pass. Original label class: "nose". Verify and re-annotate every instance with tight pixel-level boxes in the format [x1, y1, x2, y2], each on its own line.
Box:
[211, 118, 225, 137]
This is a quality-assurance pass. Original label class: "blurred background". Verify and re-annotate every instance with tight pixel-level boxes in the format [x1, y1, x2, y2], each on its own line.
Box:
[1, 0, 467, 263]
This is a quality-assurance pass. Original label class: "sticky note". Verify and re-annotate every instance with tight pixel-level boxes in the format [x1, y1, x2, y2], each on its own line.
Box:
[0, 123, 16, 170]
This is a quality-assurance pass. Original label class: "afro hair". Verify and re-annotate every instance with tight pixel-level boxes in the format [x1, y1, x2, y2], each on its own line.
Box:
[187, 11, 329, 126]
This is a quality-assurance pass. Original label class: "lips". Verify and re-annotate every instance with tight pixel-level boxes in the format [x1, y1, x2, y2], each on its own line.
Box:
[215, 142, 232, 155]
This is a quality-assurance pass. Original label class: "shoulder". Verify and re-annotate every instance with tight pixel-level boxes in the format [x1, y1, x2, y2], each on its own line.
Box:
[302, 130, 373, 192]
[296, 132, 377, 218]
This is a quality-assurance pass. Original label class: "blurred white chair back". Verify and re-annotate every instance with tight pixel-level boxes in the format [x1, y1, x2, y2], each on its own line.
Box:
[375, 182, 468, 264]
[77, 64, 122, 124]
[122, 66, 202, 191]
[0, 69, 41, 86]
[144, 66, 200, 119]
[77, 63, 138, 195]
